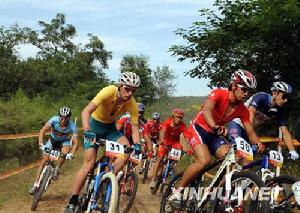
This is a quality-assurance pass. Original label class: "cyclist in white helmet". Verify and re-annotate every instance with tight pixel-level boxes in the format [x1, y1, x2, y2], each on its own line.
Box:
[65, 72, 142, 212]
[28, 106, 79, 195]
[228, 80, 299, 160]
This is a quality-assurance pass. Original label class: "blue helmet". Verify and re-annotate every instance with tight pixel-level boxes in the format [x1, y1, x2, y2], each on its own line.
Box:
[138, 103, 145, 113]
[152, 112, 160, 120]
[271, 81, 293, 93]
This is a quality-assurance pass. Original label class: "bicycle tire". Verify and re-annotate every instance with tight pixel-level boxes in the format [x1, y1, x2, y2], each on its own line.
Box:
[265, 174, 300, 213]
[151, 174, 162, 195]
[87, 172, 118, 213]
[211, 171, 270, 213]
[31, 166, 52, 211]
[118, 171, 139, 213]
[142, 159, 150, 184]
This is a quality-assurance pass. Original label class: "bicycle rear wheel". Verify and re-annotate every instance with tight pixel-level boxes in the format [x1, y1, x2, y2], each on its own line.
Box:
[31, 166, 51, 211]
[118, 171, 139, 213]
[266, 174, 300, 213]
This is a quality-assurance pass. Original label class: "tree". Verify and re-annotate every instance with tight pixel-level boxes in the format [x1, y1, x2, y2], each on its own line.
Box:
[120, 54, 157, 105]
[153, 65, 177, 98]
[170, 0, 300, 92]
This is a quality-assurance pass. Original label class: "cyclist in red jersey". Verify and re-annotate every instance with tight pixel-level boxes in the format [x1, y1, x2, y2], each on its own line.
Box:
[116, 112, 133, 144]
[168, 69, 264, 206]
[150, 108, 187, 189]
[144, 112, 162, 158]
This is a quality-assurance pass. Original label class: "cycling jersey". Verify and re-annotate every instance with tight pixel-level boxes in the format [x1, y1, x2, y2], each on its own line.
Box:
[144, 120, 162, 140]
[232, 92, 288, 128]
[139, 117, 147, 135]
[47, 116, 77, 142]
[91, 85, 139, 124]
[193, 88, 250, 133]
[162, 118, 187, 145]
[117, 116, 132, 138]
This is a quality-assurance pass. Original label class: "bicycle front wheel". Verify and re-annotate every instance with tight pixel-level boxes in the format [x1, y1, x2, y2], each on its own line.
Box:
[142, 159, 150, 184]
[31, 165, 52, 211]
[211, 171, 270, 213]
[266, 174, 300, 212]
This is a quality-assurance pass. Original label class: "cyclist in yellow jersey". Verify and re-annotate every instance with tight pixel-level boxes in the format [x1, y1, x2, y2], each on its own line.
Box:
[65, 72, 142, 213]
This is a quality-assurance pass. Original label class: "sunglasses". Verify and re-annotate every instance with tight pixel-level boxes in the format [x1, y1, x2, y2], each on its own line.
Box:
[123, 85, 137, 93]
[173, 115, 183, 119]
[237, 84, 250, 93]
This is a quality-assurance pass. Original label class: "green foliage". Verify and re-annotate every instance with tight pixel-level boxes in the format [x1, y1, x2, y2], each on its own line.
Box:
[153, 65, 177, 98]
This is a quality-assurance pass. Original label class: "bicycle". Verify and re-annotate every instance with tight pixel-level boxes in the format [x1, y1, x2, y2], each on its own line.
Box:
[76, 138, 132, 213]
[160, 136, 269, 213]
[31, 147, 66, 211]
[117, 151, 140, 213]
[242, 147, 300, 212]
[141, 143, 159, 184]
[151, 146, 182, 196]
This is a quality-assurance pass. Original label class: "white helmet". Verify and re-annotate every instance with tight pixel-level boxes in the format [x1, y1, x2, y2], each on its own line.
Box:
[119, 72, 140, 88]
[271, 81, 292, 93]
[231, 69, 257, 89]
[59, 106, 71, 117]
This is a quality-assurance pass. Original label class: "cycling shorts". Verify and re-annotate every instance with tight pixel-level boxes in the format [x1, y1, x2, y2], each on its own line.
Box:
[185, 123, 228, 155]
[84, 117, 123, 150]
[157, 142, 182, 157]
[44, 138, 70, 154]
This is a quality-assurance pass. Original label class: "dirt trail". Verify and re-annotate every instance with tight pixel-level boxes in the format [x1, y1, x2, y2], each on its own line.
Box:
[0, 166, 160, 213]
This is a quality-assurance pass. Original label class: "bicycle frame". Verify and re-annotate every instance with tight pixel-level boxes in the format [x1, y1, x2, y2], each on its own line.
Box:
[162, 159, 177, 185]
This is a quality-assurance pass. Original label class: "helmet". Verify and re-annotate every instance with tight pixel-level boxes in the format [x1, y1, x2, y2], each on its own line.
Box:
[138, 103, 145, 113]
[172, 108, 184, 118]
[119, 72, 140, 88]
[59, 106, 71, 117]
[152, 112, 160, 120]
[231, 69, 257, 89]
[271, 81, 292, 93]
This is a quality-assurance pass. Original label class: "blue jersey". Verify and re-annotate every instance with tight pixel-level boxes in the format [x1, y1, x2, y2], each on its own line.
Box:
[232, 92, 288, 128]
[47, 116, 78, 142]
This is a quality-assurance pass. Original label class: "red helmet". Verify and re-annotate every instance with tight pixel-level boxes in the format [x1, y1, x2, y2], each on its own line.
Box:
[231, 69, 257, 89]
[172, 108, 184, 118]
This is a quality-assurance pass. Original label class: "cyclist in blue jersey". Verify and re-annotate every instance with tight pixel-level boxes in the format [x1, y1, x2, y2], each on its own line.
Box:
[228, 81, 299, 160]
[28, 106, 79, 195]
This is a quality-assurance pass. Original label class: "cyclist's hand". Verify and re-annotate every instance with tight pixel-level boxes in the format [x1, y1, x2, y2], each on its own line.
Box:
[39, 144, 46, 151]
[289, 150, 299, 160]
[147, 150, 153, 159]
[133, 143, 142, 155]
[65, 153, 74, 160]
[257, 142, 265, 154]
[84, 130, 96, 143]
[212, 125, 227, 137]
[187, 149, 193, 156]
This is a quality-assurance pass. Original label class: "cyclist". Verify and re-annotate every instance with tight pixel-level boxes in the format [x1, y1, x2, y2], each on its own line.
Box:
[144, 112, 162, 160]
[228, 81, 299, 160]
[65, 72, 142, 212]
[116, 112, 133, 144]
[168, 69, 264, 206]
[28, 106, 78, 195]
[150, 108, 187, 189]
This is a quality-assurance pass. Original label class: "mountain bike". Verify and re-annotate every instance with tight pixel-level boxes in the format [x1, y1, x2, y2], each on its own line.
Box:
[117, 151, 140, 213]
[76, 139, 132, 213]
[141, 143, 159, 184]
[242, 147, 300, 212]
[160, 136, 269, 213]
[31, 147, 65, 211]
[151, 146, 182, 196]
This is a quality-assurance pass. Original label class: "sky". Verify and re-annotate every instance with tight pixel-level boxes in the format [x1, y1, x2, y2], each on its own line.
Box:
[0, 0, 214, 96]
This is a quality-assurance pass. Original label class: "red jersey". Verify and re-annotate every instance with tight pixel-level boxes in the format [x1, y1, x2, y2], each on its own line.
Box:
[144, 120, 162, 140]
[117, 116, 132, 138]
[193, 88, 250, 133]
[162, 118, 187, 145]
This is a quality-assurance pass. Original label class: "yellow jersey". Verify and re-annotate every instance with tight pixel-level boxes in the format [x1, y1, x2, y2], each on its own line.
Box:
[91, 85, 139, 124]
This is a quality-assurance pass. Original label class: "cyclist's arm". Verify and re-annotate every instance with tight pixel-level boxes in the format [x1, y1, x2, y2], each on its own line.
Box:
[144, 134, 153, 151]
[116, 121, 123, 131]
[38, 123, 51, 146]
[132, 124, 141, 144]
[280, 126, 295, 151]
[82, 102, 97, 130]
[202, 98, 217, 128]
[70, 134, 79, 154]
[159, 129, 166, 145]
[243, 122, 260, 145]
[248, 106, 257, 124]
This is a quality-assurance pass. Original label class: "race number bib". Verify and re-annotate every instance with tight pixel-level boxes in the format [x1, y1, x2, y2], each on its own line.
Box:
[235, 138, 253, 161]
[129, 153, 142, 164]
[49, 150, 60, 161]
[269, 150, 283, 168]
[168, 148, 182, 161]
[105, 140, 125, 159]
